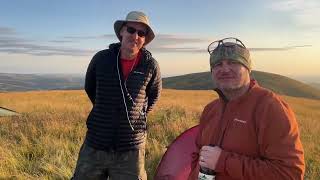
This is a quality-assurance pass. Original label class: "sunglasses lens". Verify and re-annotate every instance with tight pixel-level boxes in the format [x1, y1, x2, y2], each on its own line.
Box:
[208, 42, 219, 53]
[222, 38, 237, 44]
[126, 26, 136, 34]
[222, 38, 245, 48]
[137, 31, 146, 37]
[208, 38, 246, 54]
[126, 26, 146, 37]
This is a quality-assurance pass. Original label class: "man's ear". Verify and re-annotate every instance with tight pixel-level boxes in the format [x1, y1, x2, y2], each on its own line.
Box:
[119, 27, 125, 41]
[119, 27, 124, 36]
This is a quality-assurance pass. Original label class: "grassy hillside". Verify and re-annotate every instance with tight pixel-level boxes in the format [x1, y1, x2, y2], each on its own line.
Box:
[310, 83, 320, 90]
[163, 71, 320, 100]
[0, 90, 319, 179]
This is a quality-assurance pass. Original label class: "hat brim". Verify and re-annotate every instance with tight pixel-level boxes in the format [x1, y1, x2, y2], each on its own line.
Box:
[114, 20, 155, 46]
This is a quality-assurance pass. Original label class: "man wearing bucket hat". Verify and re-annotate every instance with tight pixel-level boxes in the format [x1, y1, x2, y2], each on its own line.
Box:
[188, 38, 305, 179]
[72, 11, 161, 180]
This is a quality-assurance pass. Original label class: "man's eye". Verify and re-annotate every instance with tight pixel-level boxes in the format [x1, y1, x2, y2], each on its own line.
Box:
[215, 63, 222, 67]
[230, 61, 240, 66]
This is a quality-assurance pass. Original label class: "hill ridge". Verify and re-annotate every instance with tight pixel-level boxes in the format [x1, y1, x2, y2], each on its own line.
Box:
[1, 71, 319, 100]
[163, 70, 320, 100]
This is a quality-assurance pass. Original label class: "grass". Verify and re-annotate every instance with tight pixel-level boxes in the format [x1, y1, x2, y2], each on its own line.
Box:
[0, 89, 319, 179]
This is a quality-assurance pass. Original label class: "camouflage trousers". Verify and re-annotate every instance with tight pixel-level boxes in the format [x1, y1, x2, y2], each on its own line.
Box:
[72, 142, 147, 180]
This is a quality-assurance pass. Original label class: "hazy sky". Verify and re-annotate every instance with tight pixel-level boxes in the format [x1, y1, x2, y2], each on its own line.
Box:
[1, 0, 319, 82]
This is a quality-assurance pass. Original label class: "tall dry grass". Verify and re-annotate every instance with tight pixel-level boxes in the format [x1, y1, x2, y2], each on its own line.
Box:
[0, 89, 319, 179]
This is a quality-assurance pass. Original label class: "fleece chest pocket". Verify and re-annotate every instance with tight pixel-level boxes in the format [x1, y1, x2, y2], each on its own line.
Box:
[227, 118, 250, 137]
[127, 71, 148, 89]
[224, 118, 258, 154]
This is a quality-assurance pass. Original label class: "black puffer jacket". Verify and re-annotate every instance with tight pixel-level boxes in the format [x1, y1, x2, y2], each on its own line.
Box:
[84, 43, 162, 151]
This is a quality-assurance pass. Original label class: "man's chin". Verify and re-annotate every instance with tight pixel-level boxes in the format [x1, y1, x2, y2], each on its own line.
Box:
[125, 46, 139, 53]
[217, 84, 241, 91]
[127, 45, 136, 50]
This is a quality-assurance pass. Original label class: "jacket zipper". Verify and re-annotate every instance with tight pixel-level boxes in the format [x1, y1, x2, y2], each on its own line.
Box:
[217, 100, 233, 147]
[116, 50, 134, 131]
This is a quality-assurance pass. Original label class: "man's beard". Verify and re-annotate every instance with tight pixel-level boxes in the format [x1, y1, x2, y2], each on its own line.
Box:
[222, 85, 245, 94]
[219, 83, 243, 92]
[217, 77, 250, 95]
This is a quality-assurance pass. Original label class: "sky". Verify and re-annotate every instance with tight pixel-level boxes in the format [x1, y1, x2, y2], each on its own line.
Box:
[1, 0, 320, 82]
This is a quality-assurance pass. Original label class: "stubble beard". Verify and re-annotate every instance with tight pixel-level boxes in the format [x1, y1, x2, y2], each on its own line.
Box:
[121, 41, 140, 59]
[216, 74, 251, 98]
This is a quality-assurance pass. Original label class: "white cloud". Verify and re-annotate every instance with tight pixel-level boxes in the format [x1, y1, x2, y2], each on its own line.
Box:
[0, 26, 96, 56]
[0, 28, 210, 55]
[0, 26, 313, 57]
[249, 45, 312, 51]
[0, 27, 16, 35]
[270, 0, 320, 27]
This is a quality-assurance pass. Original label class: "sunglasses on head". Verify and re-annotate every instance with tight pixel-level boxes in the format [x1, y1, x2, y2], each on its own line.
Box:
[207, 37, 246, 54]
[125, 26, 147, 37]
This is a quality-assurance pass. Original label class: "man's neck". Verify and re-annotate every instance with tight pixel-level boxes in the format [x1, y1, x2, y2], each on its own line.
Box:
[222, 83, 250, 101]
[120, 48, 139, 60]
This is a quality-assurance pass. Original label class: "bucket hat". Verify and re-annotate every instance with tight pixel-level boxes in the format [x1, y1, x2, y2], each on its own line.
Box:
[114, 11, 155, 45]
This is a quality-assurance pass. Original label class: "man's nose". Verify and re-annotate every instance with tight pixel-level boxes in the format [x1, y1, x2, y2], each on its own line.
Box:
[131, 32, 139, 39]
[220, 64, 232, 72]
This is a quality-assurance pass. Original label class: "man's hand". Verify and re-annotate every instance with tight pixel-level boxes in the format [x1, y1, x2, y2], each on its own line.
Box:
[199, 146, 222, 170]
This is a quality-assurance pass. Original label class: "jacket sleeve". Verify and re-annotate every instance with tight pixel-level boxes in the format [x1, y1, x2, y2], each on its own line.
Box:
[214, 96, 305, 180]
[146, 60, 162, 113]
[84, 54, 97, 104]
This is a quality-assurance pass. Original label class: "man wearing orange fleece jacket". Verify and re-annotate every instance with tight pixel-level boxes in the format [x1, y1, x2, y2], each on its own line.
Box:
[188, 38, 305, 180]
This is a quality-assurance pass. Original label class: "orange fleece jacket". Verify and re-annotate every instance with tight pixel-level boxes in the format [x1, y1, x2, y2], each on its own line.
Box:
[189, 81, 305, 180]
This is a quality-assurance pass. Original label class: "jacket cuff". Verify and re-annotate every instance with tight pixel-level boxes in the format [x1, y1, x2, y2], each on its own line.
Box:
[214, 150, 229, 173]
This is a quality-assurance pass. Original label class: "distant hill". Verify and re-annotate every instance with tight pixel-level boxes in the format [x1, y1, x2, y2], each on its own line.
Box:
[0, 73, 84, 92]
[163, 71, 320, 100]
[310, 83, 320, 90]
[1, 72, 319, 100]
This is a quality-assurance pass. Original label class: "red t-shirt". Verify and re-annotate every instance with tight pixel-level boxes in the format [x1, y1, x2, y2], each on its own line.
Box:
[121, 52, 141, 80]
